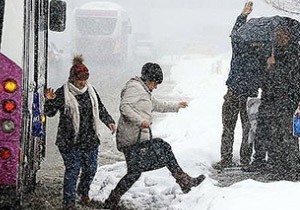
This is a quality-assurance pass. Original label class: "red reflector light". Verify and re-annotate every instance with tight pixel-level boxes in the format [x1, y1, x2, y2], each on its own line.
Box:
[2, 100, 17, 113]
[0, 148, 12, 160]
[3, 79, 18, 93]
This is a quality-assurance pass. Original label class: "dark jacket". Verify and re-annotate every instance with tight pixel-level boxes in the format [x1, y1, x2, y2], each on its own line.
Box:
[226, 14, 264, 97]
[260, 41, 300, 116]
[45, 86, 115, 149]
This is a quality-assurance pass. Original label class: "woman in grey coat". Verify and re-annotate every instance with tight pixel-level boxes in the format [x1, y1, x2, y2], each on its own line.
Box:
[103, 63, 205, 210]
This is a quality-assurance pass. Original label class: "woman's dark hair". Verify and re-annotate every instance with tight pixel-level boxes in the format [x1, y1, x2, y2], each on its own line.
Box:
[141, 62, 163, 84]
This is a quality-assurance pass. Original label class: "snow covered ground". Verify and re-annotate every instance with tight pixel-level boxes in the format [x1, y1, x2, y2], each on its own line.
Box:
[89, 54, 300, 210]
[88, 0, 300, 210]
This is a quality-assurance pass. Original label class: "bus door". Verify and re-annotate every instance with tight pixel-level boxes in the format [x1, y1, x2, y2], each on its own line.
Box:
[21, 0, 66, 194]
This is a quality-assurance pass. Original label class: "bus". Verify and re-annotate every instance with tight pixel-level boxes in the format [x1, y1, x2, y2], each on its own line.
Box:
[74, 1, 131, 64]
[0, 0, 66, 208]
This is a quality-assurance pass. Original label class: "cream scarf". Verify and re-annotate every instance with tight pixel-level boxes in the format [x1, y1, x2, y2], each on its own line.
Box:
[63, 82, 102, 140]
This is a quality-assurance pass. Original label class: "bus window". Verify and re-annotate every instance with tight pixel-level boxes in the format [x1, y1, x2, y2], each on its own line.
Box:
[49, 0, 66, 32]
[76, 17, 117, 35]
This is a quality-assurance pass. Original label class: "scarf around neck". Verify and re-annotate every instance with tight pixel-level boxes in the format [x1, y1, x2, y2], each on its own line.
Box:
[63, 82, 102, 141]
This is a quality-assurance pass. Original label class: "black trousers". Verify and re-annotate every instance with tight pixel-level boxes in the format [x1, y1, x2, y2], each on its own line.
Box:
[254, 104, 300, 170]
[220, 89, 252, 165]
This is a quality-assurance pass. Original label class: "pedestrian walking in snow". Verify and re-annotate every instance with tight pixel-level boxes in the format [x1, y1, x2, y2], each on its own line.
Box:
[44, 55, 116, 210]
[213, 1, 264, 169]
[103, 62, 205, 210]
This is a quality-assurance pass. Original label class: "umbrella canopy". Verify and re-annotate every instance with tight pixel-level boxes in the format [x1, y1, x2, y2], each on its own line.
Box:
[232, 16, 300, 44]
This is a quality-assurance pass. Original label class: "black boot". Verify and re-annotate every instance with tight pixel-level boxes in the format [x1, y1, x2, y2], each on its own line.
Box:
[173, 168, 205, 193]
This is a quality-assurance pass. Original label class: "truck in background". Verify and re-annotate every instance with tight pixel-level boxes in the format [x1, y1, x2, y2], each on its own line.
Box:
[74, 1, 131, 65]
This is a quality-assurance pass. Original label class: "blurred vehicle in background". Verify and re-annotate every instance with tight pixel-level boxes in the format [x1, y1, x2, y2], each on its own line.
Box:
[74, 1, 131, 65]
[48, 41, 64, 71]
[132, 33, 157, 62]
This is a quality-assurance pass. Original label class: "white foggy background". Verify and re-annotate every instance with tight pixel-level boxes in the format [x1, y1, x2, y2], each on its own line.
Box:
[48, 0, 251, 87]
[48, 0, 299, 86]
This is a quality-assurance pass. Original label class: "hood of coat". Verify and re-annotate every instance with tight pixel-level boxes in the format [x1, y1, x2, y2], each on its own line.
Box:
[120, 76, 151, 99]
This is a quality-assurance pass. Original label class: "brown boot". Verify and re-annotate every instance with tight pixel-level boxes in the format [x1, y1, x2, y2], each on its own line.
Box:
[173, 168, 205, 193]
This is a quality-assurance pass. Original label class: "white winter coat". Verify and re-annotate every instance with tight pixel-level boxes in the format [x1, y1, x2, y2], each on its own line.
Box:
[116, 76, 179, 151]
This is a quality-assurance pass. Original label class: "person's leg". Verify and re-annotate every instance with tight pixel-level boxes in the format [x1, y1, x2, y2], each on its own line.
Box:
[282, 111, 300, 170]
[59, 147, 81, 208]
[104, 172, 141, 209]
[269, 112, 300, 179]
[267, 115, 282, 167]
[284, 113, 300, 173]
[104, 148, 142, 209]
[217, 89, 239, 167]
[265, 115, 289, 180]
[251, 104, 270, 164]
[77, 147, 98, 203]
[281, 114, 300, 181]
[239, 96, 252, 166]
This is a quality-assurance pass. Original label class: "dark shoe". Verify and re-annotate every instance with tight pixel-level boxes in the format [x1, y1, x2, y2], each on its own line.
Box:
[212, 159, 235, 170]
[242, 160, 266, 172]
[63, 203, 77, 210]
[263, 163, 288, 180]
[80, 195, 90, 205]
[240, 159, 251, 168]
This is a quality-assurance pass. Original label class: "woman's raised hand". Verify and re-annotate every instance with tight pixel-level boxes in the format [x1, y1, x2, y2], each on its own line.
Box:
[45, 88, 56, 100]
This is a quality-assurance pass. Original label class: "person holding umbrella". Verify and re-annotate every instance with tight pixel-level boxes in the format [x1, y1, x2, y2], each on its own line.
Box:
[247, 22, 300, 176]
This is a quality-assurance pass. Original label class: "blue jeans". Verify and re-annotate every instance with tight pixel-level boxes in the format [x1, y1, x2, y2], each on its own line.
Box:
[59, 146, 98, 206]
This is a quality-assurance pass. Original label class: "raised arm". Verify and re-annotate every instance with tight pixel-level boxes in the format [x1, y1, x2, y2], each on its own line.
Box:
[232, 1, 253, 34]
[44, 87, 64, 117]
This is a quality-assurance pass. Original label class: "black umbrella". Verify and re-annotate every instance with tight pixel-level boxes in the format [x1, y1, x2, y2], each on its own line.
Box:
[232, 15, 300, 44]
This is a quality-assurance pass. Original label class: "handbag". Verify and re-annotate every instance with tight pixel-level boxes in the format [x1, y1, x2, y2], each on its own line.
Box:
[293, 110, 300, 137]
[126, 127, 167, 172]
[246, 97, 261, 143]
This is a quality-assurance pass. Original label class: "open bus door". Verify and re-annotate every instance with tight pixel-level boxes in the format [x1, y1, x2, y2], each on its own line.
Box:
[0, 0, 66, 208]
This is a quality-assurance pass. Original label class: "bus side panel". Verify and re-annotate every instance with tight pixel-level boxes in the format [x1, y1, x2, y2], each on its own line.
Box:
[0, 53, 22, 186]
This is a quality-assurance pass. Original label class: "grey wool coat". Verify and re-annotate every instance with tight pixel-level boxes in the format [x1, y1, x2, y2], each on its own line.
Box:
[116, 76, 179, 151]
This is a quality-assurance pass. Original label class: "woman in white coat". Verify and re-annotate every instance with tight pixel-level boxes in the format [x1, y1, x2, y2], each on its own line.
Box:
[103, 63, 205, 210]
